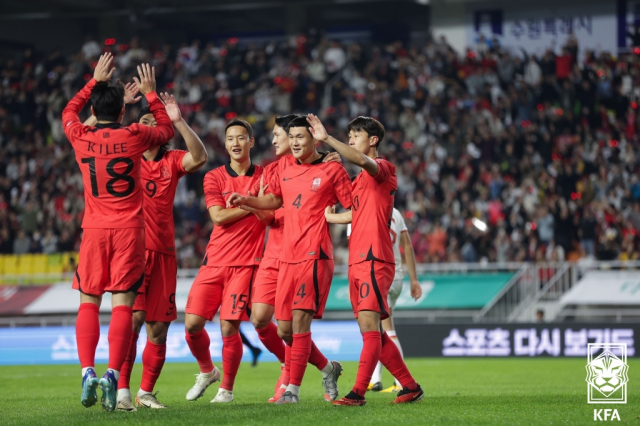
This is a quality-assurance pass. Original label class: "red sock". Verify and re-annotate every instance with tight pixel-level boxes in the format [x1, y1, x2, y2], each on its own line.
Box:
[283, 341, 292, 386]
[308, 340, 328, 370]
[380, 332, 417, 390]
[256, 322, 285, 363]
[353, 331, 381, 397]
[220, 333, 243, 390]
[76, 303, 100, 368]
[140, 340, 166, 392]
[185, 329, 214, 373]
[108, 305, 133, 372]
[118, 332, 139, 390]
[289, 332, 312, 387]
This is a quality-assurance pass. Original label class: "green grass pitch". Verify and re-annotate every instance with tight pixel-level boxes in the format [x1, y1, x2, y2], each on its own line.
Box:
[1, 358, 638, 425]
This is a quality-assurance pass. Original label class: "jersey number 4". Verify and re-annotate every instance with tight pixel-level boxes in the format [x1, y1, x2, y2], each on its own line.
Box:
[81, 157, 135, 198]
[292, 194, 302, 209]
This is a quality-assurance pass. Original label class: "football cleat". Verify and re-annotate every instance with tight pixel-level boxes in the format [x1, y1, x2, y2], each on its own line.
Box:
[322, 360, 343, 402]
[333, 391, 366, 406]
[136, 392, 167, 409]
[80, 368, 99, 408]
[368, 382, 383, 392]
[268, 386, 286, 403]
[251, 347, 263, 367]
[211, 388, 234, 403]
[186, 367, 220, 401]
[274, 391, 300, 404]
[274, 365, 286, 393]
[392, 384, 424, 404]
[98, 370, 118, 412]
[380, 384, 402, 393]
[115, 395, 137, 412]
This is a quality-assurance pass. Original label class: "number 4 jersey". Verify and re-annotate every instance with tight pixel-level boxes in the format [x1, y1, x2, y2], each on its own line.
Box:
[141, 149, 188, 255]
[62, 78, 174, 229]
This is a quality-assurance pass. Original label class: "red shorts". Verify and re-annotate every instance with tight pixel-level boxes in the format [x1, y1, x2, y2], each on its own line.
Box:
[72, 228, 145, 296]
[348, 260, 394, 320]
[133, 250, 178, 322]
[252, 257, 279, 306]
[185, 265, 256, 321]
[275, 259, 334, 321]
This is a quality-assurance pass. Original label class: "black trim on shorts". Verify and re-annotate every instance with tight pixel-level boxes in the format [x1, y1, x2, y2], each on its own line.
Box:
[370, 260, 388, 318]
[246, 265, 256, 318]
[202, 254, 208, 266]
[127, 272, 145, 294]
[313, 260, 320, 311]
[319, 247, 330, 260]
[75, 267, 82, 292]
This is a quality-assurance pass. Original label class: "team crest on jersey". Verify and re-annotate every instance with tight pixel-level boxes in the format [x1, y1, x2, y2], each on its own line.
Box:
[161, 165, 171, 179]
[311, 177, 321, 192]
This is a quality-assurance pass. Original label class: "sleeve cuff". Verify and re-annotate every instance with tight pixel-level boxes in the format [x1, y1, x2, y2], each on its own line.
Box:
[145, 91, 159, 104]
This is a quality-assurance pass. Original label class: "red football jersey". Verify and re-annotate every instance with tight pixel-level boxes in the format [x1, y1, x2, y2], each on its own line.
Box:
[203, 164, 267, 266]
[268, 154, 352, 263]
[262, 155, 297, 260]
[141, 149, 188, 255]
[349, 158, 398, 265]
[62, 78, 174, 229]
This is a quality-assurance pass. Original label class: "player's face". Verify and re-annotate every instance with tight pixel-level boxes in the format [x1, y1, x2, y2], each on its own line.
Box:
[225, 125, 254, 162]
[348, 129, 375, 154]
[139, 113, 157, 127]
[272, 125, 291, 157]
[288, 126, 315, 160]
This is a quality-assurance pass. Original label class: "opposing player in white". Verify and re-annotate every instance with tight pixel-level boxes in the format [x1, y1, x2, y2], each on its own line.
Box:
[348, 208, 422, 393]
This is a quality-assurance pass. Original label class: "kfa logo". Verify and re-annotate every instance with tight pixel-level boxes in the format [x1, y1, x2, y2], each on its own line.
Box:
[586, 343, 629, 404]
[593, 409, 620, 421]
[310, 177, 321, 192]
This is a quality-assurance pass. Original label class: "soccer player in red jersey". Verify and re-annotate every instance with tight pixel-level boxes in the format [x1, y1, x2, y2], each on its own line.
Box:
[62, 54, 174, 412]
[311, 114, 424, 405]
[112, 94, 207, 410]
[228, 115, 352, 404]
[184, 119, 272, 404]
[250, 115, 344, 403]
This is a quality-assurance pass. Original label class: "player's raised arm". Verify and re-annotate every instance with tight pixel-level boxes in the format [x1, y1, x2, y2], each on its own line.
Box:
[325, 205, 352, 224]
[307, 113, 379, 176]
[63, 53, 115, 141]
[83, 82, 140, 127]
[159, 92, 208, 173]
[239, 175, 275, 226]
[133, 64, 174, 147]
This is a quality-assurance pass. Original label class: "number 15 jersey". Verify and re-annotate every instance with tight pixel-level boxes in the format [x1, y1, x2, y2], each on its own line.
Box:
[62, 78, 174, 229]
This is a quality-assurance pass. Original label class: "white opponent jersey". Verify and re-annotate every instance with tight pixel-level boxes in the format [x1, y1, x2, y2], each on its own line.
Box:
[347, 208, 407, 280]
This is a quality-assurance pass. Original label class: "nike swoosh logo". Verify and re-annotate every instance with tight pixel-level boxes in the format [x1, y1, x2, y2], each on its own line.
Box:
[222, 192, 231, 196]
[293, 300, 302, 305]
[231, 310, 242, 315]
[283, 177, 293, 181]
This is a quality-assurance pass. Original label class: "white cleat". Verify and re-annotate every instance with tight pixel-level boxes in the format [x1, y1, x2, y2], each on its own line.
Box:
[186, 367, 221, 401]
[136, 392, 167, 409]
[115, 395, 137, 412]
[211, 388, 234, 403]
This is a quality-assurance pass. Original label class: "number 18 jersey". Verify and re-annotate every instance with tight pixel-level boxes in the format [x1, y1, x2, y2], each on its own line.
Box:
[141, 149, 187, 256]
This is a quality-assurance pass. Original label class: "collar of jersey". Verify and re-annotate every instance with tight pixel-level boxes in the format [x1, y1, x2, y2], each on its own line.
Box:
[142, 149, 165, 162]
[225, 162, 255, 177]
[94, 123, 122, 129]
[296, 152, 327, 165]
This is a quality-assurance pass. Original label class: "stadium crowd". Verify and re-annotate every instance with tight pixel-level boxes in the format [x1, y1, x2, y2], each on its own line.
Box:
[1, 32, 639, 266]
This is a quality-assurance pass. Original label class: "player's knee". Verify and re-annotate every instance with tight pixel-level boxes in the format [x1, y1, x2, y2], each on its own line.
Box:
[251, 316, 270, 330]
[277, 328, 292, 342]
[185, 317, 205, 334]
[220, 320, 240, 337]
[132, 311, 145, 334]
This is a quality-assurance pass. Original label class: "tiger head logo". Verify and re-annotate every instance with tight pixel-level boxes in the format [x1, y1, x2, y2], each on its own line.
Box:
[585, 350, 629, 397]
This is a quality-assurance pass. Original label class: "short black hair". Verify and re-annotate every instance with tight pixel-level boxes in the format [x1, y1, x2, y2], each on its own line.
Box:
[225, 118, 253, 139]
[275, 114, 300, 129]
[285, 115, 312, 135]
[91, 80, 125, 122]
[347, 116, 385, 147]
[137, 106, 151, 122]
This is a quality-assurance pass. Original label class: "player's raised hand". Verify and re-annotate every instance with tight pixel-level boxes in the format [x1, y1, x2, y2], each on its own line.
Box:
[323, 152, 342, 164]
[257, 175, 269, 197]
[160, 92, 182, 123]
[124, 82, 142, 104]
[133, 63, 156, 95]
[226, 192, 246, 208]
[93, 53, 115, 82]
[306, 113, 329, 141]
[410, 280, 422, 301]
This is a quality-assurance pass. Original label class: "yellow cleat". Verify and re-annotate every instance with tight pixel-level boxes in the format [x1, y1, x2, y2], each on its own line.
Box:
[367, 382, 383, 392]
[380, 384, 402, 393]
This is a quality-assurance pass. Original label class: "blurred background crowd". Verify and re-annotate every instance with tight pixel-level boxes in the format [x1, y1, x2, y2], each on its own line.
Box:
[1, 32, 639, 267]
